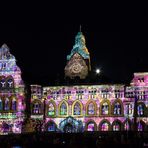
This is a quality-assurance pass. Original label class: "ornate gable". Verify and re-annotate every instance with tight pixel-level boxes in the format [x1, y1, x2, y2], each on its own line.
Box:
[65, 53, 88, 79]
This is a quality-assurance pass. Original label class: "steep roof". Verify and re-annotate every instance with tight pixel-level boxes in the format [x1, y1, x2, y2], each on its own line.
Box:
[67, 32, 90, 60]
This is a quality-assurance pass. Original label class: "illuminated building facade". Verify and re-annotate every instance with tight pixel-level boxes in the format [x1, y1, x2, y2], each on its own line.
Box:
[0, 44, 25, 134]
[0, 32, 147, 134]
[30, 32, 148, 132]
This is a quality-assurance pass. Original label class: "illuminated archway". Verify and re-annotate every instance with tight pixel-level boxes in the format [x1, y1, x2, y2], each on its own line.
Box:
[100, 99, 111, 116]
[112, 99, 124, 116]
[112, 119, 123, 131]
[85, 120, 97, 131]
[0, 76, 6, 88]
[99, 119, 111, 131]
[59, 116, 83, 133]
[86, 100, 97, 116]
[72, 100, 83, 116]
[6, 76, 14, 88]
[47, 100, 56, 117]
[58, 100, 68, 116]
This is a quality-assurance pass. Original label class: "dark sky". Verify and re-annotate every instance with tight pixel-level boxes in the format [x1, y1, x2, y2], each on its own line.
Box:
[0, 2, 147, 86]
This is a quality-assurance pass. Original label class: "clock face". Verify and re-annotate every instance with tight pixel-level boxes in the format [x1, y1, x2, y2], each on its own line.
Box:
[71, 63, 82, 74]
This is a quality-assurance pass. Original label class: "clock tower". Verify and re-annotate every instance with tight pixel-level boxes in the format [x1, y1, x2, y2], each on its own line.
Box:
[65, 31, 91, 79]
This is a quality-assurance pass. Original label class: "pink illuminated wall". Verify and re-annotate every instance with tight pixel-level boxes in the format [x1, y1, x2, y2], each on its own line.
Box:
[30, 73, 148, 132]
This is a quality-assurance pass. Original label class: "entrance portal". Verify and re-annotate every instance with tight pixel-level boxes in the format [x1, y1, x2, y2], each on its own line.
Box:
[59, 116, 83, 133]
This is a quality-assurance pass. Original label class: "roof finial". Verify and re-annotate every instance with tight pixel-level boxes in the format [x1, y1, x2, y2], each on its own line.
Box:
[80, 24, 82, 32]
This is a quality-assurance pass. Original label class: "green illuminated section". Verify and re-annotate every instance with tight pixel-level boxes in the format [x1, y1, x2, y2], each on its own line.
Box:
[48, 103, 55, 116]
[60, 103, 67, 115]
[48, 111, 55, 116]
[60, 111, 66, 115]
[0, 113, 16, 119]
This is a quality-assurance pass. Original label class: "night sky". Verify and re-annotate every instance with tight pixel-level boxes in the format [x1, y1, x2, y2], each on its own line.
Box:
[0, 2, 147, 86]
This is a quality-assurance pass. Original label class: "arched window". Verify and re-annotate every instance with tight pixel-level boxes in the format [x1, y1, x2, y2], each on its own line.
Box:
[47, 121, 56, 131]
[86, 121, 97, 131]
[113, 102, 121, 115]
[137, 104, 144, 116]
[0, 98, 3, 110]
[87, 123, 95, 131]
[113, 124, 120, 131]
[48, 103, 55, 116]
[112, 121, 122, 131]
[102, 102, 109, 115]
[73, 102, 81, 115]
[11, 98, 17, 111]
[88, 102, 95, 115]
[100, 122, 109, 131]
[4, 98, 9, 110]
[6, 77, 14, 88]
[1, 63, 6, 70]
[60, 102, 67, 115]
[32, 102, 42, 114]
[0, 78, 6, 88]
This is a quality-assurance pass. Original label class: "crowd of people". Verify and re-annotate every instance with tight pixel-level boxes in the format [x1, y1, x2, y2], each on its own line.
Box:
[0, 131, 147, 148]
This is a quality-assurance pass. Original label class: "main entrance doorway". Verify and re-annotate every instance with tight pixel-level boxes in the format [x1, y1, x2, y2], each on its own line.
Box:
[59, 116, 83, 133]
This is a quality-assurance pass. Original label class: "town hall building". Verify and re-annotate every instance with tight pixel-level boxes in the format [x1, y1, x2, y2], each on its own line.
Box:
[30, 31, 148, 133]
[0, 31, 147, 134]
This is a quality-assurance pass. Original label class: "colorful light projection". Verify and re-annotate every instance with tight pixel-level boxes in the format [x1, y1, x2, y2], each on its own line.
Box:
[73, 102, 81, 115]
[88, 102, 95, 115]
[0, 44, 25, 134]
[137, 104, 144, 116]
[60, 102, 67, 115]
[113, 102, 121, 115]
[30, 31, 148, 133]
[31, 83, 147, 132]
[48, 103, 55, 116]
[100, 121, 109, 131]
[87, 122, 96, 131]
